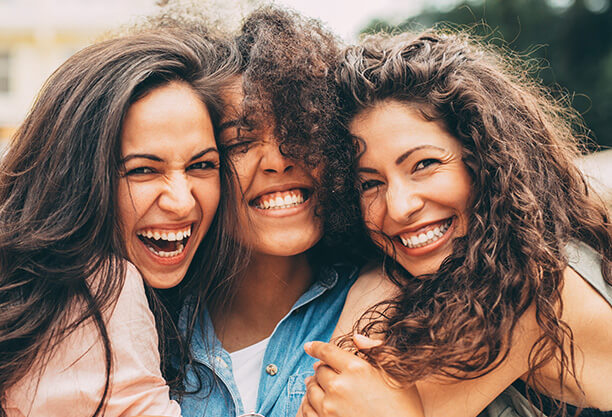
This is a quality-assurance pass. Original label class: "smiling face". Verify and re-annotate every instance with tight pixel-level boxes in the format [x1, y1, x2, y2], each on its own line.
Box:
[117, 81, 220, 288]
[218, 78, 322, 257]
[352, 100, 472, 277]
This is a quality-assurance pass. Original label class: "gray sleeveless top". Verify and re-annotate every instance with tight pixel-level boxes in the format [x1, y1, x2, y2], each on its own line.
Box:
[480, 241, 611, 417]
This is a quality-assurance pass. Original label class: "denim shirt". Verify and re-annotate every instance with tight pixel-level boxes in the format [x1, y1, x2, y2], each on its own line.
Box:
[179, 263, 358, 417]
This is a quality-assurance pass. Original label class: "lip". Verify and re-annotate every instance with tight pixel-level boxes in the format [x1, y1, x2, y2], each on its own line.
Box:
[394, 217, 456, 257]
[250, 191, 314, 218]
[136, 221, 196, 233]
[136, 221, 197, 266]
[391, 217, 450, 235]
[249, 182, 314, 202]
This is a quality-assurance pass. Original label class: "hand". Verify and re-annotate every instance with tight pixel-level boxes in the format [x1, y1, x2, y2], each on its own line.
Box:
[299, 336, 424, 417]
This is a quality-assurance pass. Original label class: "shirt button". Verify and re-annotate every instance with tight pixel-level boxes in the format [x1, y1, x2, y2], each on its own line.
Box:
[265, 364, 278, 376]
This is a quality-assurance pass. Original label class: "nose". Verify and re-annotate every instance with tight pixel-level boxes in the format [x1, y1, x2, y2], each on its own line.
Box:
[260, 141, 294, 174]
[385, 181, 424, 224]
[158, 172, 196, 218]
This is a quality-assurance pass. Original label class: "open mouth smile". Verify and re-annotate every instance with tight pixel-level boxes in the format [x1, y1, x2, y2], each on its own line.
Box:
[397, 217, 453, 249]
[136, 225, 192, 258]
[250, 188, 311, 210]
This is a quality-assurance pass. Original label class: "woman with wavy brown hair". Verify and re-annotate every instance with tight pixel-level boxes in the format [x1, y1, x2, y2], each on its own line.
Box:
[300, 30, 612, 417]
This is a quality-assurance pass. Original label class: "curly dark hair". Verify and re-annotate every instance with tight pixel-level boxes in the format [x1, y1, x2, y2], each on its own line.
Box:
[336, 30, 612, 402]
[232, 6, 362, 260]
[0, 29, 241, 415]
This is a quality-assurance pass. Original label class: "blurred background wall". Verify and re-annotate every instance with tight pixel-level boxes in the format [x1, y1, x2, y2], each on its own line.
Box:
[0, 0, 156, 145]
[1, 0, 610, 203]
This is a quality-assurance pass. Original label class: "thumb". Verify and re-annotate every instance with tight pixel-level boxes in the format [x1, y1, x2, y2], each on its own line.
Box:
[353, 333, 383, 350]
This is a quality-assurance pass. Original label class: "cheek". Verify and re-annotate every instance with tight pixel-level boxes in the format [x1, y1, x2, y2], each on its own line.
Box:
[195, 178, 221, 221]
[117, 180, 137, 233]
[116, 181, 155, 234]
[360, 194, 385, 230]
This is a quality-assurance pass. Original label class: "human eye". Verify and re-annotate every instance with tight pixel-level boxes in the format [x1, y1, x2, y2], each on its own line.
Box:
[360, 178, 384, 192]
[124, 166, 156, 176]
[414, 158, 440, 172]
[224, 139, 255, 154]
[188, 160, 219, 171]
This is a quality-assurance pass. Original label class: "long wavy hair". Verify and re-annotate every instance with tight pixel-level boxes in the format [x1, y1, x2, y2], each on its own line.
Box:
[0, 29, 241, 416]
[336, 30, 612, 403]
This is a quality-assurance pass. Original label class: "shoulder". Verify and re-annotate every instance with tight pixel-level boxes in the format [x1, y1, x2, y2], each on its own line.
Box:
[332, 264, 398, 339]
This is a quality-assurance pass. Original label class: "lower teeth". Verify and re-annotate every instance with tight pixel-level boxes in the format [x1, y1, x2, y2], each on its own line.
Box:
[147, 243, 184, 257]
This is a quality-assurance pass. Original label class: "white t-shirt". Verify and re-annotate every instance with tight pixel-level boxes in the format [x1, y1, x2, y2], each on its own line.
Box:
[229, 337, 271, 414]
[5, 263, 181, 417]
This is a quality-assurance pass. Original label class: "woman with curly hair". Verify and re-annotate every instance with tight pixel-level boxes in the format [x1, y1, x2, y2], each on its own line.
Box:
[0, 28, 242, 416]
[177, 6, 361, 417]
[300, 31, 612, 417]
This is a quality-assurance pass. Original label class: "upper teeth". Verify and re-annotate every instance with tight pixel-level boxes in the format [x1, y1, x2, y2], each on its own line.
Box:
[256, 190, 305, 210]
[399, 219, 452, 248]
[137, 226, 192, 241]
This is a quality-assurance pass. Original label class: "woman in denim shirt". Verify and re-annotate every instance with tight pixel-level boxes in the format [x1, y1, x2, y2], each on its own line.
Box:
[179, 7, 360, 417]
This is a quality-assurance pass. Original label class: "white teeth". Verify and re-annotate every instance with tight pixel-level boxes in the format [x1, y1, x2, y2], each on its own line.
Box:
[398, 219, 453, 249]
[137, 226, 192, 242]
[255, 190, 306, 210]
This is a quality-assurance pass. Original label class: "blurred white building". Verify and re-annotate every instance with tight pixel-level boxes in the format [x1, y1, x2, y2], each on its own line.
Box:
[0, 0, 156, 145]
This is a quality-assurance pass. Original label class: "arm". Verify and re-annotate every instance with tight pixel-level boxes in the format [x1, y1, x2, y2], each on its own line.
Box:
[302, 265, 612, 417]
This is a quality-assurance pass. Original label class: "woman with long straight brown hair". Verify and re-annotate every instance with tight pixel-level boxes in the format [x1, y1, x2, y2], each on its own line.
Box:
[0, 28, 241, 416]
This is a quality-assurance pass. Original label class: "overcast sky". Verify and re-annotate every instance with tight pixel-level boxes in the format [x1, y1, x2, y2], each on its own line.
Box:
[274, 0, 432, 40]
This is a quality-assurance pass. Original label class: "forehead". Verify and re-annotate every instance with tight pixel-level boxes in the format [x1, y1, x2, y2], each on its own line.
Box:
[121, 81, 215, 152]
[220, 76, 245, 116]
[350, 100, 461, 158]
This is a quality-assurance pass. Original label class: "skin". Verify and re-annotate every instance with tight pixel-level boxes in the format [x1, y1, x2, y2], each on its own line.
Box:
[299, 100, 612, 417]
[210, 77, 323, 352]
[118, 81, 220, 289]
[354, 100, 471, 277]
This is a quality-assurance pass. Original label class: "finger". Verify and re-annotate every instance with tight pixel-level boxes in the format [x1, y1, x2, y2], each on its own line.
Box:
[313, 363, 341, 392]
[300, 394, 319, 417]
[353, 333, 383, 350]
[304, 341, 361, 372]
[305, 374, 326, 415]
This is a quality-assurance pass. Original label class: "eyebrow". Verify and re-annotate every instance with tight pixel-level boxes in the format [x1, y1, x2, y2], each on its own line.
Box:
[121, 147, 218, 164]
[394, 145, 446, 165]
[218, 119, 241, 131]
[356, 144, 447, 173]
[218, 118, 254, 132]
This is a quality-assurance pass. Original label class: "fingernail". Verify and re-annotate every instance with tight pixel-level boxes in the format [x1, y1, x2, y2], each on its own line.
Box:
[304, 341, 312, 351]
[304, 376, 312, 384]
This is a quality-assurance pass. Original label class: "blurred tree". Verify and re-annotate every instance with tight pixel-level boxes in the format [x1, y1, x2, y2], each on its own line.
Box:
[361, 0, 612, 149]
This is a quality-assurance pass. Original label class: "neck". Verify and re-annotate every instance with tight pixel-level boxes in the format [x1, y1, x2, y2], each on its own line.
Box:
[212, 251, 315, 352]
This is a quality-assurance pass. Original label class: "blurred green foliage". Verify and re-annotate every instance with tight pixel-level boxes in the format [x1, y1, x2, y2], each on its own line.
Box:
[361, 0, 612, 149]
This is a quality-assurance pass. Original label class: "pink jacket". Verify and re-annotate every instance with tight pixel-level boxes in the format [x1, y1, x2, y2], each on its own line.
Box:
[5, 263, 181, 417]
